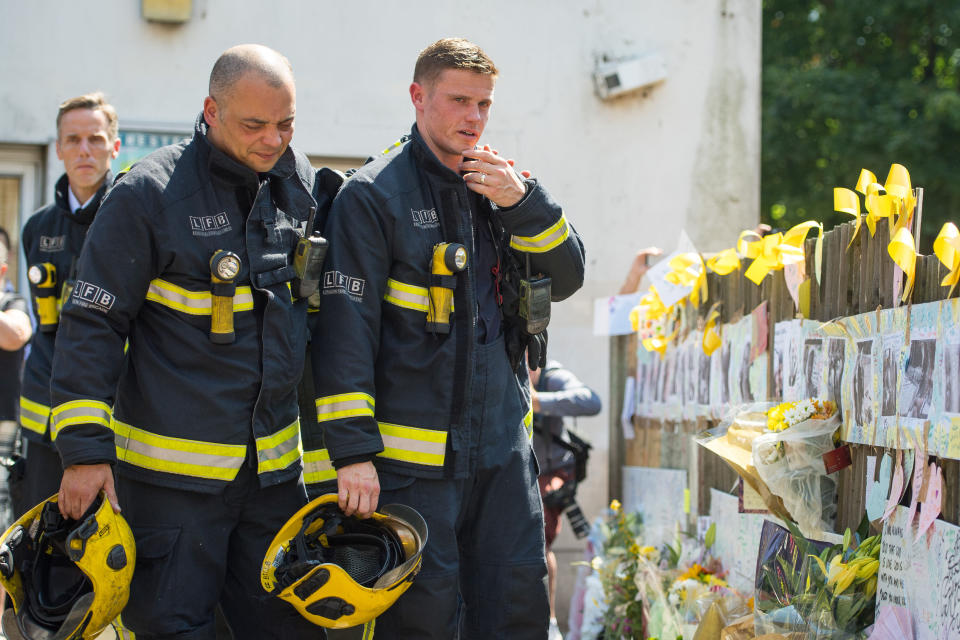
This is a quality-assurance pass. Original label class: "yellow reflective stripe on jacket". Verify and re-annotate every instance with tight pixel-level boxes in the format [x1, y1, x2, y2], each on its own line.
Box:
[377, 422, 446, 467]
[316, 393, 375, 423]
[19, 396, 50, 435]
[146, 278, 254, 315]
[384, 278, 430, 312]
[523, 406, 534, 440]
[113, 418, 246, 481]
[509, 213, 570, 253]
[303, 448, 337, 484]
[256, 419, 302, 473]
[51, 400, 112, 440]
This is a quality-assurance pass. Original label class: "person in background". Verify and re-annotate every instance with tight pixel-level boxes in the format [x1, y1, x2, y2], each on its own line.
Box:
[618, 246, 662, 295]
[530, 361, 601, 640]
[0, 227, 32, 614]
[17, 92, 120, 518]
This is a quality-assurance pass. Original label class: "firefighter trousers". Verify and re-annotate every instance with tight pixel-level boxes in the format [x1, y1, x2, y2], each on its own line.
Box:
[373, 337, 550, 639]
[116, 463, 323, 640]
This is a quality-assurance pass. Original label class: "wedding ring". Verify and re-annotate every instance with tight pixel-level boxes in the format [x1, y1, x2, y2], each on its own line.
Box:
[480, 173, 486, 184]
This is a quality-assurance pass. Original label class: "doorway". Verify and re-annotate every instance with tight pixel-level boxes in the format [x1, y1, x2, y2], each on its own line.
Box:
[0, 145, 45, 296]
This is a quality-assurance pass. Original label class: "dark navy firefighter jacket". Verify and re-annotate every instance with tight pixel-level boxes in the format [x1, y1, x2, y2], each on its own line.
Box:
[308, 126, 585, 482]
[20, 174, 110, 444]
[50, 115, 319, 494]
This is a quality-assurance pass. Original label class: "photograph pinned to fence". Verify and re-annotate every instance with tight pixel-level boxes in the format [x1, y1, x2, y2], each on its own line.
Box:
[899, 338, 936, 421]
[802, 337, 824, 399]
[716, 331, 733, 412]
[850, 337, 877, 443]
[697, 338, 711, 414]
[826, 337, 846, 406]
[772, 325, 786, 402]
[635, 354, 651, 419]
[726, 314, 753, 406]
[878, 329, 906, 448]
[774, 319, 799, 401]
[942, 334, 960, 417]
[665, 344, 682, 421]
[709, 328, 729, 419]
[681, 334, 700, 421]
[650, 349, 663, 407]
[886, 303, 939, 450]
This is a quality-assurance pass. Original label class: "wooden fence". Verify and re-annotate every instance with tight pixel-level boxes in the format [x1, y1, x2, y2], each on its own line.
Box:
[608, 217, 960, 533]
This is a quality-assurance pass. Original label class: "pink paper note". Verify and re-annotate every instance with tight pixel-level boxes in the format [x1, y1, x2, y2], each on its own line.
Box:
[867, 605, 913, 640]
[915, 463, 942, 542]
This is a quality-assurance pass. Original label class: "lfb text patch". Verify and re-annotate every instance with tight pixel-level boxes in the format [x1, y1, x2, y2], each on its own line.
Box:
[411, 208, 439, 230]
[39, 235, 66, 252]
[72, 280, 116, 312]
[323, 270, 365, 300]
[190, 213, 232, 237]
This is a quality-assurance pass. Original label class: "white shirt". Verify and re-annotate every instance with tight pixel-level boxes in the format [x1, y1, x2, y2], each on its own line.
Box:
[67, 187, 96, 214]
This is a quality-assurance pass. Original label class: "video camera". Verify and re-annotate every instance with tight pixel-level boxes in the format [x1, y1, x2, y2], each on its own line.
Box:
[538, 423, 593, 539]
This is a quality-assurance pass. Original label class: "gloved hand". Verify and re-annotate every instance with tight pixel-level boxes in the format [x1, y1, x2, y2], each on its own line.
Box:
[527, 330, 548, 371]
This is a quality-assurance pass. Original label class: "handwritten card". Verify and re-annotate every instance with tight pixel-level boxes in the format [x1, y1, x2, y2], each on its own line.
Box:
[879, 505, 960, 639]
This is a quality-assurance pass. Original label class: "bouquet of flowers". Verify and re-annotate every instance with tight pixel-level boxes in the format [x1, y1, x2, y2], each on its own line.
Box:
[593, 499, 648, 638]
[755, 519, 880, 639]
[753, 399, 841, 537]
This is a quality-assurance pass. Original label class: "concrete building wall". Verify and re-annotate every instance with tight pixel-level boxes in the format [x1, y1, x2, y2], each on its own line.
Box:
[1, 0, 760, 630]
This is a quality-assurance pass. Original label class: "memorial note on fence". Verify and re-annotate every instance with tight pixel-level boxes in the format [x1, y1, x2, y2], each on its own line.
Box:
[878, 504, 960, 639]
[621, 466, 687, 549]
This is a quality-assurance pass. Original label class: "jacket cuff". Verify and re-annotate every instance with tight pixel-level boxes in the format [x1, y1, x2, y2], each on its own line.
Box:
[55, 425, 117, 469]
[332, 452, 377, 469]
[493, 180, 563, 236]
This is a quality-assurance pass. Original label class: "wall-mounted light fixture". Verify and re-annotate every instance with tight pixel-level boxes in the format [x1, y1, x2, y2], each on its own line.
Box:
[593, 53, 667, 100]
[142, 0, 192, 23]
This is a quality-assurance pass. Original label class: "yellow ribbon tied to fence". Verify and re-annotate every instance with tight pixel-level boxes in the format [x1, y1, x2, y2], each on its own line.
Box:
[737, 230, 763, 259]
[642, 325, 680, 357]
[833, 187, 863, 249]
[741, 221, 822, 285]
[702, 306, 722, 356]
[934, 222, 960, 297]
[887, 227, 917, 303]
[853, 165, 915, 237]
[706, 248, 741, 275]
[665, 253, 708, 306]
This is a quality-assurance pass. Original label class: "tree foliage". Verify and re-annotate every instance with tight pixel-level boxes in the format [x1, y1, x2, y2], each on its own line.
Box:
[762, 0, 960, 250]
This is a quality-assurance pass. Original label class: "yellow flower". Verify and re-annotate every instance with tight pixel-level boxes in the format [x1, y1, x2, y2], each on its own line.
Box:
[677, 563, 708, 582]
[610, 499, 621, 512]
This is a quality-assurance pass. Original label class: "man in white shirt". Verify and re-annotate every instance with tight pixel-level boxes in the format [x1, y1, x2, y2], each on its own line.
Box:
[16, 93, 120, 516]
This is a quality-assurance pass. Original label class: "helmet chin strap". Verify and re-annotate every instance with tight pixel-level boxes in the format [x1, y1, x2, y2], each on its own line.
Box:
[277, 504, 405, 591]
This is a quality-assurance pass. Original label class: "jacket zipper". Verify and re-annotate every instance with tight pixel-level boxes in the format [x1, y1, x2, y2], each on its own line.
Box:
[249, 179, 268, 471]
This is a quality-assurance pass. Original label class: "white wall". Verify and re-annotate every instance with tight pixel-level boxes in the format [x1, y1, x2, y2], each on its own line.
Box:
[2, 0, 759, 627]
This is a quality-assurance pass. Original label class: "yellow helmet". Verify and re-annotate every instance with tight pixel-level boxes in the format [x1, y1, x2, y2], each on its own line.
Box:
[261, 493, 427, 629]
[0, 492, 135, 640]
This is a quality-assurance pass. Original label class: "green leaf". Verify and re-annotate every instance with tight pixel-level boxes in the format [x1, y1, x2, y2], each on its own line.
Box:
[705, 523, 716, 550]
[810, 553, 827, 577]
[843, 528, 852, 553]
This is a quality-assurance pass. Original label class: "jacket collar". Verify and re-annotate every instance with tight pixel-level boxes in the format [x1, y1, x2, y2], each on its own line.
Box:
[54, 172, 111, 225]
[194, 112, 297, 193]
[409, 124, 469, 185]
